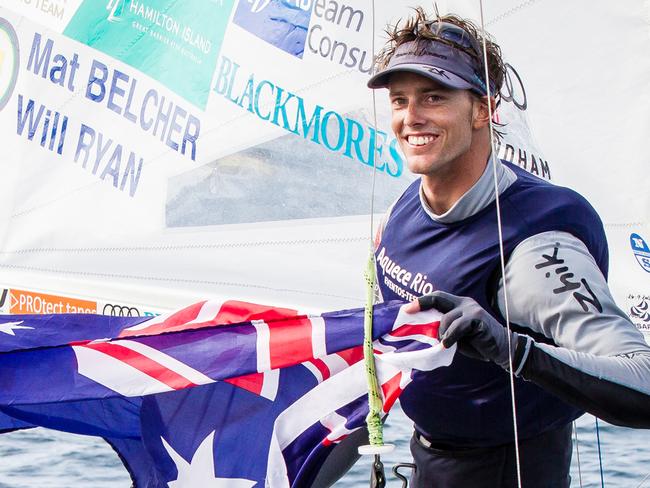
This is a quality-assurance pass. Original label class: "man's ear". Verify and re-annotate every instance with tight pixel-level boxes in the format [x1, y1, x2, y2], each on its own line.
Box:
[472, 96, 496, 130]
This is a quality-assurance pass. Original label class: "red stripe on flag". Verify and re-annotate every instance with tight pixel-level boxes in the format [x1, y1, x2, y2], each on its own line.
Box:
[119, 300, 304, 338]
[81, 342, 198, 390]
[268, 316, 313, 369]
[336, 345, 364, 366]
[308, 358, 331, 381]
[119, 301, 208, 337]
[381, 372, 403, 413]
[217, 300, 299, 324]
[225, 372, 263, 396]
[322, 433, 348, 447]
[391, 322, 440, 339]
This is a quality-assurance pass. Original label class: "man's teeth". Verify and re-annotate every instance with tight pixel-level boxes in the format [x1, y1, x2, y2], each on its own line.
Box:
[408, 135, 435, 146]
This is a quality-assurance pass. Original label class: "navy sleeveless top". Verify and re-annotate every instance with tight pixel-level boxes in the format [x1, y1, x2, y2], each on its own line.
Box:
[376, 161, 608, 446]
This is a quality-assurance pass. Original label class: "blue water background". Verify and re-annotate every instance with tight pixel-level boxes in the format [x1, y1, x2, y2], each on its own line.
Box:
[0, 404, 648, 487]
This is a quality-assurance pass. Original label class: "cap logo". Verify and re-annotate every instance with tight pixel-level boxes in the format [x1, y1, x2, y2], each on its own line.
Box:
[393, 50, 447, 61]
[424, 67, 450, 79]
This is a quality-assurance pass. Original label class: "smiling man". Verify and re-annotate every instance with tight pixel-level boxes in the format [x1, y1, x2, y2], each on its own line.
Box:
[368, 8, 650, 488]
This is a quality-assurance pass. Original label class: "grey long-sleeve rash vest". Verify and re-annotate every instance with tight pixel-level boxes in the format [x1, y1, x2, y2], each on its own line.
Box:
[418, 157, 650, 428]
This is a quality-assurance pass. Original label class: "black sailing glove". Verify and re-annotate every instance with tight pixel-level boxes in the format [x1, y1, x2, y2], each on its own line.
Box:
[417, 291, 532, 374]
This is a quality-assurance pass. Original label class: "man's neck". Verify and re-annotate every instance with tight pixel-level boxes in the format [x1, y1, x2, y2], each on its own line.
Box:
[419, 154, 517, 224]
[420, 142, 492, 215]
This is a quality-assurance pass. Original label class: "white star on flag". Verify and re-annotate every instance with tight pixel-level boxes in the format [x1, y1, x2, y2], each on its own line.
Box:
[162, 431, 256, 488]
[0, 321, 34, 336]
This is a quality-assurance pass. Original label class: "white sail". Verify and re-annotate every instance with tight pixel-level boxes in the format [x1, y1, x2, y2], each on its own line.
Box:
[0, 1, 647, 334]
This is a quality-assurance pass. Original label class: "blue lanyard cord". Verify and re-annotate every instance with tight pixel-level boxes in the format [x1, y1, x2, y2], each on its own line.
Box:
[573, 421, 584, 488]
[595, 417, 605, 488]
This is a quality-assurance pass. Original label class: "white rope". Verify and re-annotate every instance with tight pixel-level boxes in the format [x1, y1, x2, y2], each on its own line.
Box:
[477, 2, 523, 487]
[369, 0, 379, 242]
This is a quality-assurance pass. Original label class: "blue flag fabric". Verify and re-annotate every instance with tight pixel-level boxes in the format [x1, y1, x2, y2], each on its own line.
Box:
[0, 299, 453, 487]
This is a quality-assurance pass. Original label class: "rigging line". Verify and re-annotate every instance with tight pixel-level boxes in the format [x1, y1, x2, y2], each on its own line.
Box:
[477, 2, 523, 488]
[368, 0, 380, 240]
[573, 421, 584, 488]
[595, 417, 605, 488]
[362, 0, 386, 450]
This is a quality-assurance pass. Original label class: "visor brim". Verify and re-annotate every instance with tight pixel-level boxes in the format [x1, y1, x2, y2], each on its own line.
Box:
[367, 64, 477, 92]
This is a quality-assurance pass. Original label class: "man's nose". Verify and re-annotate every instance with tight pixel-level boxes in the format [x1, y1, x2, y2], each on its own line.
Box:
[403, 102, 425, 126]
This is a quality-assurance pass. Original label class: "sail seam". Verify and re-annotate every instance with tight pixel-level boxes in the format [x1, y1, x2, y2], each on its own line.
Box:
[604, 222, 647, 228]
[0, 237, 367, 254]
[486, 0, 542, 26]
[0, 264, 361, 302]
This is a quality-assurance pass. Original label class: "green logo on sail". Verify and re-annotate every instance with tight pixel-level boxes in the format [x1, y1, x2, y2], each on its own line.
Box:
[64, 0, 234, 109]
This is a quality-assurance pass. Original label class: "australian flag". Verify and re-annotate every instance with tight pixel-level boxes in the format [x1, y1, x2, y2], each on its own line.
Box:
[0, 299, 454, 487]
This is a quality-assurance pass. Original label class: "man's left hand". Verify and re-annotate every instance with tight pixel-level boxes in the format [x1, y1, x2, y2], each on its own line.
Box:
[405, 291, 531, 373]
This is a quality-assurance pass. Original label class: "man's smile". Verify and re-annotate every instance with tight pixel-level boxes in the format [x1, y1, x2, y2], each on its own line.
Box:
[406, 134, 439, 147]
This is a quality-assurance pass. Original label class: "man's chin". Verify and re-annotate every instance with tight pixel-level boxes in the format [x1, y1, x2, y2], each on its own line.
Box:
[407, 159, 437, 175]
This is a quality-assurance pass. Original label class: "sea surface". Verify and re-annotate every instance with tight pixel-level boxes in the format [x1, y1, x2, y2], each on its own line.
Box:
[0, 405, 648, 488]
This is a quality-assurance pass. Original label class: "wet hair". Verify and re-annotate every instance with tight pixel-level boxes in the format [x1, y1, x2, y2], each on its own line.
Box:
[375, 7, 505, 97]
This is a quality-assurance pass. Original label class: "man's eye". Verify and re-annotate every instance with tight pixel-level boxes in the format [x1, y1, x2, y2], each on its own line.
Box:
[391, 98, 407, 107]
[426, 95, 443, 103]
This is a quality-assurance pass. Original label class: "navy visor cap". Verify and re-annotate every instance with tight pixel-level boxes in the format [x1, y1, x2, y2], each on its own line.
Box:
[367, 39, 490, 96]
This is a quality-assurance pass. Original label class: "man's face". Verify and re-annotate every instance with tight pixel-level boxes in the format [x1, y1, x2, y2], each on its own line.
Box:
[389, 72, 479, 177]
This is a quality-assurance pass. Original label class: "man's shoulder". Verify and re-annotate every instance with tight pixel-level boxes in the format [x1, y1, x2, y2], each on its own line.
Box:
[501, 160, 607, 271]
[386, 177, 422, 215]
[503, 160, 595, 214]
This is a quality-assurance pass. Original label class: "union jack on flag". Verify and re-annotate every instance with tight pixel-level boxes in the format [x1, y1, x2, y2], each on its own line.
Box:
[0, 299, 454, 487]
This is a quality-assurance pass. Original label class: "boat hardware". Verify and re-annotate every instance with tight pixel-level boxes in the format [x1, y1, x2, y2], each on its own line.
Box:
[370, 454, 386, 488]
[392, 462, 416, 488]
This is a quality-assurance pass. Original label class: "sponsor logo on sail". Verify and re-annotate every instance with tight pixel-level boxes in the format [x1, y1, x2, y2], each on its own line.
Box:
[233, 0, 372, 73]
[491, 62, 553, 181]
[493, 138, 551, 180]
[0, 18, 19, 112]
[106, 0, 125, 22]
[233, 0, 313, 58]
[213, 56, 403, 178]
[9, 289, 97, 315]
[500, 63, 527, 111]
[630, 298, 650, 324]
[102, 303, 141, 317]
[626, 294, 650, 336]
[65, 0, 236, 109]
[630, 233, 650, 273]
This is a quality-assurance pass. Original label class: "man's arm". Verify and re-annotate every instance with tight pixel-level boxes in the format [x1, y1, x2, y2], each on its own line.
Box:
[410, 231, 650, 427]
[498, 231, 650, 427]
